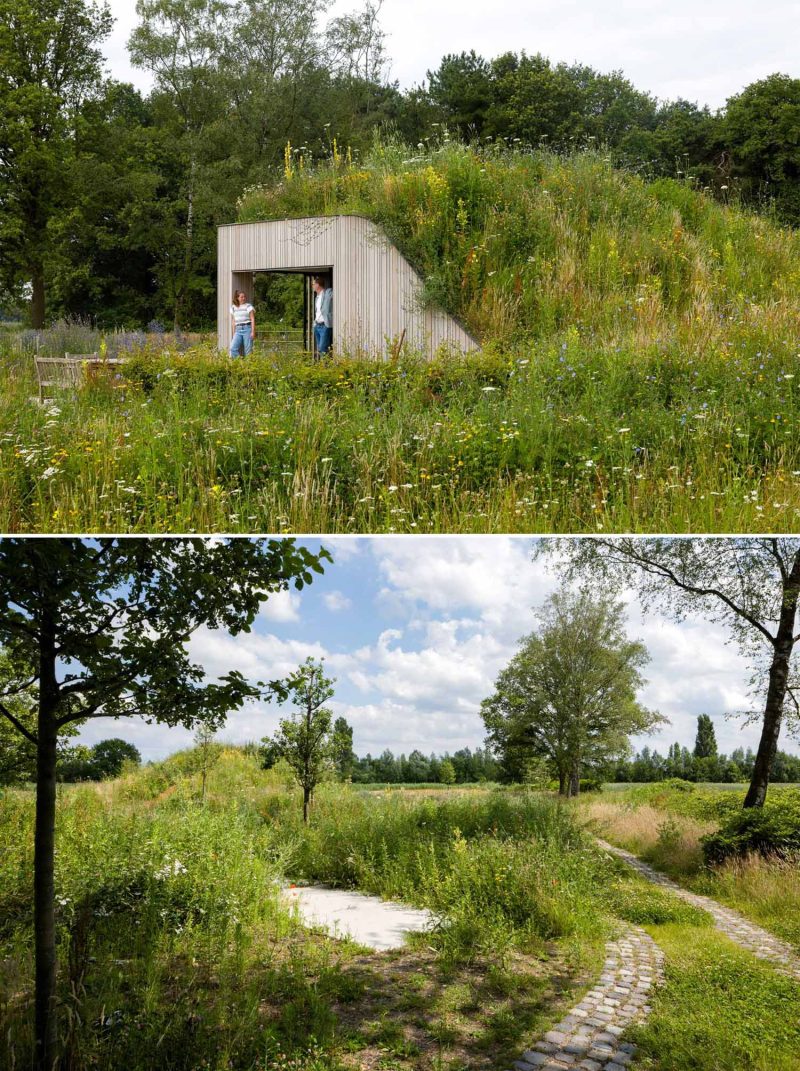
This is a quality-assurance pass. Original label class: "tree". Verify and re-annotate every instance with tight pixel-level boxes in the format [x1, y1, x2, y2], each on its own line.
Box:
[0, 0, 113, 326]
[0, 536, 328, 1071]
[538, 538, 800, 807]
[193, 722, 218, 800]
[91, 737, 142, 778]
[439, 758, 456, 785]
[331, 715, 355, 780]
[426, 51, 494, 135]
[694, 714, 718, 759]
[481, 589, 660, 796]
[128, 0, 228, 329]
[271, 657, 335, 822]
[725, 74, 800, 223]
[0, 648, 38, 784]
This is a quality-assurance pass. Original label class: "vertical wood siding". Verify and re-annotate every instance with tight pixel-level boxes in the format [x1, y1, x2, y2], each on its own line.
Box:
[217, 215, 479, 358]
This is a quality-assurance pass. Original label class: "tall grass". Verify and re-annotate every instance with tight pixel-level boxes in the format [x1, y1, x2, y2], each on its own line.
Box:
[239, 140, 800, 350]
[3, 142, 800, 534]
[3, 338, 800, 532]
[578, 783, 800, 951]
[5, 750, 796, 1070]
[1, 751, 700, 1070]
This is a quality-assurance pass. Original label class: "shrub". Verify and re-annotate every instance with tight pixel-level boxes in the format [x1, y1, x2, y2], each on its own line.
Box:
[579, 777, 604, 793]
[702, 796, 800, 864]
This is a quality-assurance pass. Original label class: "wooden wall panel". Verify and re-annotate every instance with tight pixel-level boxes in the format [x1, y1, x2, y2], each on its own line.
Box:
[217, 215, 479, 358]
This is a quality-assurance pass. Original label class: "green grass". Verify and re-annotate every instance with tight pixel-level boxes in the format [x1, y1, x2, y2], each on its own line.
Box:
[2, 338, 800, 533]
[632, 924, 800, 1071]
[2, 750, 797, 1070]
[4, 141, 800, 534]
[579, 783, 800, 953]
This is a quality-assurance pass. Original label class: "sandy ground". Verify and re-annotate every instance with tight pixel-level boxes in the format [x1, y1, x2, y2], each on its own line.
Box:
[283, 885, 436, 950]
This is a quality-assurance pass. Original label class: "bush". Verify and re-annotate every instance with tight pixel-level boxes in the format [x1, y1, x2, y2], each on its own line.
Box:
[702, 796, 800, 864]
[579, 777, 604, 793]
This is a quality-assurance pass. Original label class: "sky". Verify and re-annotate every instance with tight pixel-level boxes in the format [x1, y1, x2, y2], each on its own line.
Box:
[102, 0, 799, 110]
[75, 536, 799, 763]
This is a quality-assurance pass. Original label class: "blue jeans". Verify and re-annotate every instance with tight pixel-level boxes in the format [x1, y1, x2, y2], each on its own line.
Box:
[230, 323, 253, 357]
[314, 324, 333, 357]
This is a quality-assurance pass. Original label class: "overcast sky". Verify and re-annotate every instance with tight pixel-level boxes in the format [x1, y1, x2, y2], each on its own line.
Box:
[76, 536, 799, 763]
[103, 0, 798, 110]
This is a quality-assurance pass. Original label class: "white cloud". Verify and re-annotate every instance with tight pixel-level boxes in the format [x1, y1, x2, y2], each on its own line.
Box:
[260, 589, 301, 622]
[75, 536, 800, 763]
[324, 590, 352, 612]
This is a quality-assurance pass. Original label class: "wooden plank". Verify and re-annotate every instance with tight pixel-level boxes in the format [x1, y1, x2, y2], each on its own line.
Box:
[217, 215, 479, 358]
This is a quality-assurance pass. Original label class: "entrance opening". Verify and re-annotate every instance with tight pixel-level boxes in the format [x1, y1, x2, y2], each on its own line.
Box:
[249, 267, 333, 355]
[253, 272, 305, 353]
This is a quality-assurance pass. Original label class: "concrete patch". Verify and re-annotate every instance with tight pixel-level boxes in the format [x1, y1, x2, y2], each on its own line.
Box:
[284, 885, 436, 951]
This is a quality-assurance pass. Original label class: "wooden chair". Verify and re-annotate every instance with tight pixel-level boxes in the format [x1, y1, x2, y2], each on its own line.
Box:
[34, 353, 97, 403]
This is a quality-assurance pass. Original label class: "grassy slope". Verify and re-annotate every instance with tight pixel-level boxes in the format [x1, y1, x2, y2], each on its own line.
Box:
[3, 142, 799, 534]
[2, 752, 800, 1069]
[578, 783, 800, 952]
[238, 140, 800, 351]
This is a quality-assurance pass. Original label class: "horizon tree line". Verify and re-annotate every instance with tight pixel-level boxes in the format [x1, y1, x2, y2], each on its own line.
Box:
[2, 0, 799, 329]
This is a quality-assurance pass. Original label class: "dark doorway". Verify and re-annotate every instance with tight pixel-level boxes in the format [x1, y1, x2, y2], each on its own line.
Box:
[252, 272, 305, 352]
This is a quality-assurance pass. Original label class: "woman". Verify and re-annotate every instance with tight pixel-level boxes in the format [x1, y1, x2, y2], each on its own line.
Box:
[311, 275, 333, 357]
[230, 291, 256, 357]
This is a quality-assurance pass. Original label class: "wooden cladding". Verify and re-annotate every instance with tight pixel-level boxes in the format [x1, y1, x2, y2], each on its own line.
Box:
[217, 215, 479, 358]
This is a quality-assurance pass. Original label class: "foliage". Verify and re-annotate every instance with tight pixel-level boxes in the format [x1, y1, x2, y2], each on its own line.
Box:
[481, 588, 660, 794]
[0, 0, 113, 325]
[724, 75, 800, 224]
[702, 795, 800, 864]
[238, 139, 800, 347]
[57, 739, 141, 782]
[330, 716, 355, 781]
[693, 714, 718, 759]
[539, 538, 800, 807]
[270, 658, 336, 821]
[0, 538, 329, 1069]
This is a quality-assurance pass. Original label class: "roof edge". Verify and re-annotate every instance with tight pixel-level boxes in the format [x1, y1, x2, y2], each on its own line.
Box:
[220, 214, 374, 229]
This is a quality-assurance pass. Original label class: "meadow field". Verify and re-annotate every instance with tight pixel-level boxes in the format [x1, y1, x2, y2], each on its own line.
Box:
[577, 780, 800, 951]
[2, 145, 800, 535]
[1, 337, 800, 534]
[2, 749, 799, 1070]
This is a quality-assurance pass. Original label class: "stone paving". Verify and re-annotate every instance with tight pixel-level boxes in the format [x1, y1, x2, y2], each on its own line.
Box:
[596, 837, 800, 982]
[509, 926, 665, 1071]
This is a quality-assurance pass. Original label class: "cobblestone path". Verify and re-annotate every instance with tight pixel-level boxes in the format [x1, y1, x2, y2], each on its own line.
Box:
[509, 926, 665, 1071]
[596, 838, 800, 982]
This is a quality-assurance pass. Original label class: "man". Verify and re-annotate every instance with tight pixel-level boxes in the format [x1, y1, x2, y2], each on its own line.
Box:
[312, 275, 333, 357]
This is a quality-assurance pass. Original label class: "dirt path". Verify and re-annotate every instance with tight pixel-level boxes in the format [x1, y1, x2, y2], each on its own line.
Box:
[509, 926, 664, 1071]
[596, 838, 800, 982]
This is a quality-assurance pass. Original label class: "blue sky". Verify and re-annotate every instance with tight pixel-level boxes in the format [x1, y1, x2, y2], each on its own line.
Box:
[104, 0, 798, 111]
[76, 537, 800, 763]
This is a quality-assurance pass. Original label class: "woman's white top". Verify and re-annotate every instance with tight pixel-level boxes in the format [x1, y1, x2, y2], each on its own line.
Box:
[231, 303, 254, 326]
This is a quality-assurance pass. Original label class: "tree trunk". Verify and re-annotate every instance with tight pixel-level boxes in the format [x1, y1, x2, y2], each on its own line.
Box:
[34, 706, 59, 1071]
[31, 268, 46, 330]
[743, 639, 793, 807]
[568, 764, 581, 798]
[557, 769, 567, 795]
[303, 786, 310, 824]
[743, 566, 800, 808]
